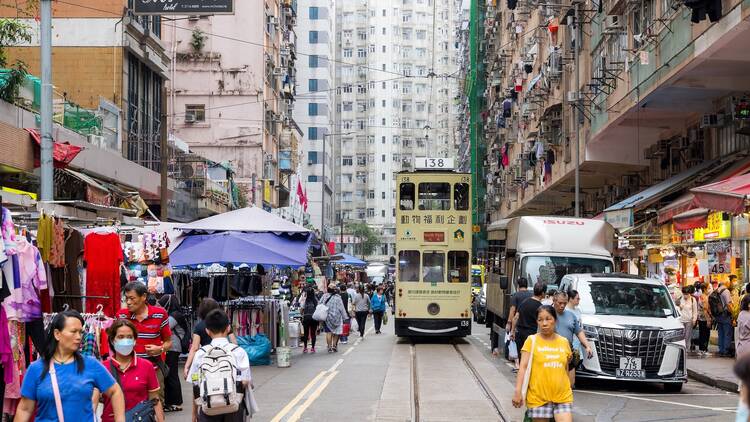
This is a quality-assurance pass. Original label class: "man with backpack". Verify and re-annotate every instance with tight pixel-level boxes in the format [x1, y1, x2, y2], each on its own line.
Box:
[188, 309, 252, 422]
[710, 279, 735, 357]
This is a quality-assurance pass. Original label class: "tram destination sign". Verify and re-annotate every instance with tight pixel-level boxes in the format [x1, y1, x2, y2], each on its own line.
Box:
[414, 157, 455, 170]
[132, 0, 235, 15]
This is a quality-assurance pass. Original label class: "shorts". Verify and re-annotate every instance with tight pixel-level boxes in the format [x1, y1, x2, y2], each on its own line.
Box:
[527, 402, 573, 418]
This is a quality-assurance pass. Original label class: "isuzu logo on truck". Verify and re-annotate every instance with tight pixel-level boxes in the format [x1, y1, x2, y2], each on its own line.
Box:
[543, 220, 585, 225]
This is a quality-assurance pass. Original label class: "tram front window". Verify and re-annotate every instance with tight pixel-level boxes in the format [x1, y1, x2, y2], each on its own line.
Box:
[422, 251, 445, 283]
[418, 183, 451, 210]
[448, 251, 469, 283]
[399, 250, 420, 282]
[400, 183, 415, 210]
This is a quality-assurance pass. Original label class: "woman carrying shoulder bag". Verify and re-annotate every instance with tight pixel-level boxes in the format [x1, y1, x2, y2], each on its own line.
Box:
[512, 305, 574, 422]
[14, 310, 126, 422]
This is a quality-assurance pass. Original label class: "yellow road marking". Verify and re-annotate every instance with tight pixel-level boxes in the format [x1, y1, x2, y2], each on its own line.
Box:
[270, 370, 326, 422]
[287, 370, 340, 422]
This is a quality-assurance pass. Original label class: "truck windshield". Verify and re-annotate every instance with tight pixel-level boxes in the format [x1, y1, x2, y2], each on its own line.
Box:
[521, 256, 613, 286]
[578, 280, 676, 318]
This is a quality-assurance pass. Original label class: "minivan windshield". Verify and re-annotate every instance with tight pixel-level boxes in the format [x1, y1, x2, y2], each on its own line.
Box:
[521, 256, 613, 286]
[578, 280, 676, 318]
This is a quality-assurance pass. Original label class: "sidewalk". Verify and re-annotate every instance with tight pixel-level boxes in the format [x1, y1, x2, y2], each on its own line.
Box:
[687, 347, 739, 393]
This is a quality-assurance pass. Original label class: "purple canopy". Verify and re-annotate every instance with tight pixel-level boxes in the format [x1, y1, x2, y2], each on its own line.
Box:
[170, 231, 310, 267]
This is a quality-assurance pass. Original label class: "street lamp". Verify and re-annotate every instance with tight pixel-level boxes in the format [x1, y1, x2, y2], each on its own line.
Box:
[321, 131, 354, 243]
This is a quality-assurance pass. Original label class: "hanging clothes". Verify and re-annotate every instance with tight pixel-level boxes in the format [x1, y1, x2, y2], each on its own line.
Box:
[83, 232, 123, 316]
[547, 148, 556, 165]
[502, 99, 512, 118]
[5, 238, 47, 322]
[535, 141, 544, 160]
[49, 218, 65, 268]
[51, 228, 84, 312]
[36, 213, 53, 263]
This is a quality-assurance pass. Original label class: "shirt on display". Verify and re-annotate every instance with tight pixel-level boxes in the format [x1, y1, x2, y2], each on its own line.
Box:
[6, 238, 47, 322]
[84, 232, 124, 315]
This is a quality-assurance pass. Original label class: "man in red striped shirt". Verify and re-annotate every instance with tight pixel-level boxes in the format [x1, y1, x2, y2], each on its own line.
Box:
[116, 281, 172, 404]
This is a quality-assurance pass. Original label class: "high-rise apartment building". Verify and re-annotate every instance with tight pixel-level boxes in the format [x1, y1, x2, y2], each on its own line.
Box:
[334, 0, 460, 259]
[295, 0, 336, 239]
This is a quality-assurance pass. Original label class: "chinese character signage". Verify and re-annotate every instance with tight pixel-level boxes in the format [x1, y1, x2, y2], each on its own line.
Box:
[694, 212, 731, 241]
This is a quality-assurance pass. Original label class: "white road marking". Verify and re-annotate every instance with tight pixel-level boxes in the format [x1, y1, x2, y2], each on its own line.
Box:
[328, 358, 344, 372]
[577, 390, 737, 413]
[343, 347, 355, 356]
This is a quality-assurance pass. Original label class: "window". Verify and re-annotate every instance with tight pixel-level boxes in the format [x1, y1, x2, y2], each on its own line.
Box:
[343, 101, 353, 111]
[307, 151, 319, 164]
[343, 192, 353, 202]
[399, 182, 415, 210]
[448, 251, 469, 283]
[423, 251, 445, 283]
[308, 103, 320, 116]
[381, 191, 386, 199]
[342, 173, 353, 183]
[357, 85, 367, 94]
[185, 104, 205, 122]
[309, 6, 319, 19]
[382, 136, 386, 144]
[368, 190, 375, 199]
[309, 31, 320, 43]
[343, 48, 353, 58]
[309, 55, 325, 67]
[381, 154, 386, 162]
[419, 183, 451, 210]
[357, 155, 367, 166]
[342, 84, 352, 93]
[357, 30, 367, 40]
[367, 208, 375, 218]
[382, 9, 386, 16]
[307, 127, 320, 140]
[454, 183, 470, 210]
[369, 44, 376, 53]
[399, 251, 420, 282]
[381, 173, 386, 181]
[382, 45, 386, 53]
[416, 30, 427, 40]
[368, 153, 375, 163]
[356, 190, 366, 200]
[382, 27, 386, 34]
[357, 48, 367, 58]
[308, 79, 319, 91]
[307, 175, 319, 182]
[342, 156, 353, 166]
[381, 210, 386, 217]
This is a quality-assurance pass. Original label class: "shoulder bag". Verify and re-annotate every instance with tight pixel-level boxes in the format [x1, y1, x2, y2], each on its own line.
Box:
[520, 334, 536, 401]
[108, 358, 157, 422]
[312, 295, 334, 322]
[49, 363, 65, 422]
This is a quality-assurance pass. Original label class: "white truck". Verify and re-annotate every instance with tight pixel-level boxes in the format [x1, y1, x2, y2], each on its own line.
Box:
[484, 217, 615, 352]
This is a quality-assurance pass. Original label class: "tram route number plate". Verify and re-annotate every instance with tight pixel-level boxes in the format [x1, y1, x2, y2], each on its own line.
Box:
[616, 357, 645, 379]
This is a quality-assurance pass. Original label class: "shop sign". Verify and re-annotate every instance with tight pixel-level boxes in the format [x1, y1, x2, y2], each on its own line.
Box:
[733, 215, 750, 240]
[707, 240, 731, 274]
[604, 208, 633, 230]
[131, 0, 235, 15]
[660, 224, 680, 245]
[694, 212, 731, 241]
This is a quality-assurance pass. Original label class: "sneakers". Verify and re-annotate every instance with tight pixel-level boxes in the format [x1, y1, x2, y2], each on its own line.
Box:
[310, 347, 316, 353]
[302, 347, 308, 354]
[341, 339, 348, 344]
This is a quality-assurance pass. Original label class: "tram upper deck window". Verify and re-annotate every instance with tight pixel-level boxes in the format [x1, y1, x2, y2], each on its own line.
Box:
[448, 251, 469, 282]
[422, 251, 445, 283]
[399, 182, 415, 210]
[399, 250, 420, 281]
[418, 183, 451, 210]
[454, 183, 469, 211]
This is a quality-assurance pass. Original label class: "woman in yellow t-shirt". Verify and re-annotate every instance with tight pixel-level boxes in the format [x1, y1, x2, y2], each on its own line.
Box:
[512, 305, 573, 421]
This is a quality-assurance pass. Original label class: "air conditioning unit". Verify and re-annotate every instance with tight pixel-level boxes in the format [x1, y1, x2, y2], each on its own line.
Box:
[700, 113, 725, 128]
[567, 91, 578, 102]
[604, 15, 623, 32]
[185, 113, 197, 124]
[87, 134, 104, 148]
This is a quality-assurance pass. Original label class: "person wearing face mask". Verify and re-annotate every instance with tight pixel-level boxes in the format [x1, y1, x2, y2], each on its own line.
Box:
[99, 319, 164, 422]
[734, 352, 750, 422]
[15, 310, 126, 422]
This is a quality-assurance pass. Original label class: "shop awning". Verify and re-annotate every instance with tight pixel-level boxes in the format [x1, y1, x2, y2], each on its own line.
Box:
[178, 206, 310, 235]
[331, 253, 367, 267]
[26, 129, 83, 169]
[657, 158, 750, 224]
[672, 208, 709, 230]
[170, 231, 311, 267]
[691, 172, 750, 214]
[604, 158, 719, 213]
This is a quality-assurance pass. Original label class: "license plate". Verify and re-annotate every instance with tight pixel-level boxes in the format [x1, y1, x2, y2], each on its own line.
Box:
[617, 357, 644, 378]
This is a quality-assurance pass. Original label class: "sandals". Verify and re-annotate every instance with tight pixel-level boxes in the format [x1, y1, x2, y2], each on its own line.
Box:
[164, 405, 183, 413]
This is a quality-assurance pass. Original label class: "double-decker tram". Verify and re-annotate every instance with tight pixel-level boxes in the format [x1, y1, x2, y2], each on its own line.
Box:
[394, 158, 473, 337]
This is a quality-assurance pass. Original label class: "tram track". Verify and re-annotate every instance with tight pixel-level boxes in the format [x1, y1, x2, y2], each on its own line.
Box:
[409, 338, 508, 422]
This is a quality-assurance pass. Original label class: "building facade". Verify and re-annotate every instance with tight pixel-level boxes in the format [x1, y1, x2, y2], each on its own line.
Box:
[294, 0, 336, 239]
[467, 0, 750, 239]
[334, 0, 461, 259]
[164, 0, 300, 210]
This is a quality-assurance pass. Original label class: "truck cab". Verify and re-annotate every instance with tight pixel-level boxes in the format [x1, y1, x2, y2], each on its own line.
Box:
[484, 217, 615, 353]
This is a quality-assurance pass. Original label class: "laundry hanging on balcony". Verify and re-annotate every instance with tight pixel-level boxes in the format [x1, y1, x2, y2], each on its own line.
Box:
[26, 128, 83, 169]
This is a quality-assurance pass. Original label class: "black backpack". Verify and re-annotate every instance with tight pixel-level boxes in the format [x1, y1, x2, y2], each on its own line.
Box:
[709, 288, 726, 317]
[303, 296, 318, 317]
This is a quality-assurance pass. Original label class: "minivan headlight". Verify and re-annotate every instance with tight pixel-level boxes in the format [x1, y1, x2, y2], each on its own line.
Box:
[663, 328, 685, 342]
[582, 324, 598, 340]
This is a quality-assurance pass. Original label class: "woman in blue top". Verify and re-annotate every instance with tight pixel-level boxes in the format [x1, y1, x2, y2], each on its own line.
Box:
[14, 310, 126, 422]
[371, 286, 387, 334]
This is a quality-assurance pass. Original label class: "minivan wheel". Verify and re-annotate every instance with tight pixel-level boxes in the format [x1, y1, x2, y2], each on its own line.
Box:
[663, 382, 683, 393]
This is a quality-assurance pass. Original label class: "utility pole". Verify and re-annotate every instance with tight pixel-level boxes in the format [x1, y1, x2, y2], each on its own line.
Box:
[40, 0, 53, 201]
[160, 85, 168, 221]
[573, 3, 583, 217]
[321, 133, 326, 240]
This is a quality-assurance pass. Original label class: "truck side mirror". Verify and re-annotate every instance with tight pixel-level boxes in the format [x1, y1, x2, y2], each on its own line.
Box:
[499, 276, 509, 290]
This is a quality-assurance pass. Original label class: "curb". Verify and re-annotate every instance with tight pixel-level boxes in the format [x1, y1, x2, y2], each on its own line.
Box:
[687, 368, 739, 393]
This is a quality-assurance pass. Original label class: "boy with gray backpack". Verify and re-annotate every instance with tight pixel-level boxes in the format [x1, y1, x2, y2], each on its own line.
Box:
[188, 309, 252, 421]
